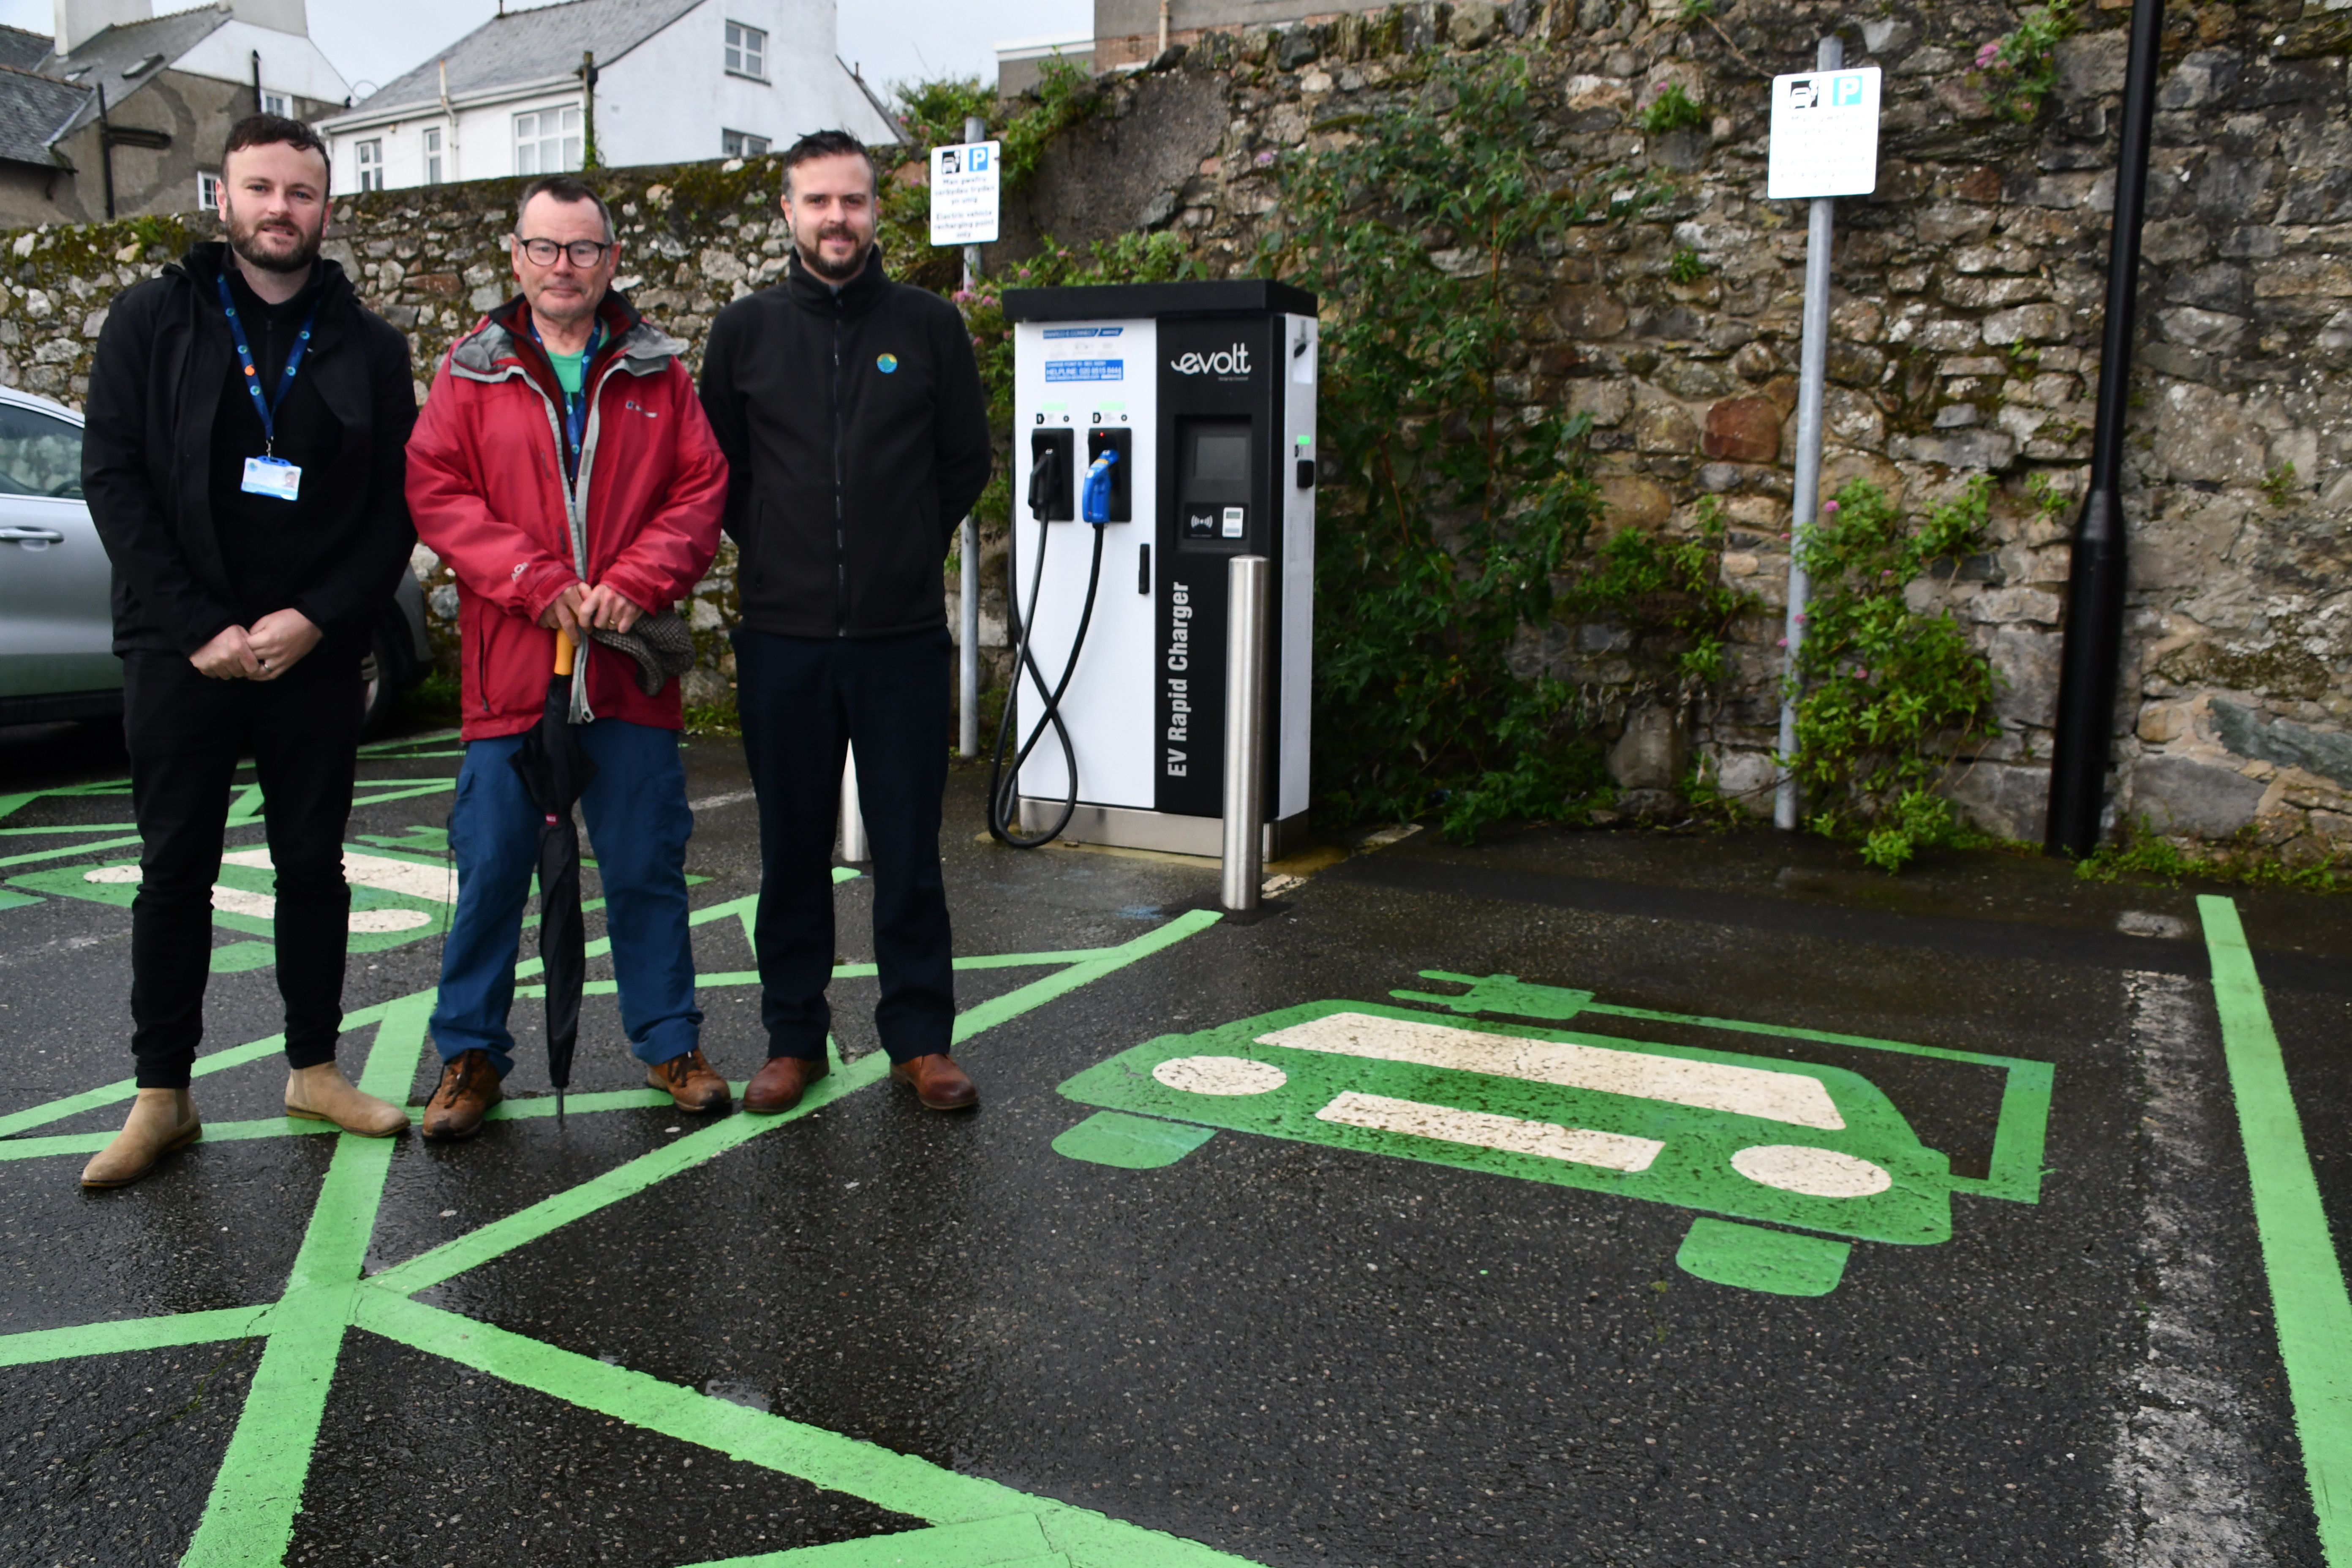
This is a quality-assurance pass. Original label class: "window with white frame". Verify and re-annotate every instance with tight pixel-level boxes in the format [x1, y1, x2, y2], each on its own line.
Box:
[424, 127, 444, 185]
[355, 139, 383, 191]
[513, 106, 583, 175]
[196, 169, 220, 210]
[724, 20, 767, 79]
[721, 129, 770, 158]
[260, 90, 288, 117]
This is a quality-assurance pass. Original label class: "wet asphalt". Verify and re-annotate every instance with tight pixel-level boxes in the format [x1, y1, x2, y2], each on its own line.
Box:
[0, 712, 2345, 1567]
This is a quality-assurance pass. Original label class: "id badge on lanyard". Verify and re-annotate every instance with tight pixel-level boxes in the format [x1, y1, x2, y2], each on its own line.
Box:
[218, 274, 317, 502]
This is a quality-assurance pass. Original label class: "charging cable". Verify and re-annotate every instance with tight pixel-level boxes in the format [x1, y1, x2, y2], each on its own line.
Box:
[988, 445, 1114, 847]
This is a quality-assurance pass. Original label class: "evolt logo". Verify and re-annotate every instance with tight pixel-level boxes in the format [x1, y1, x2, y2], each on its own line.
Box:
[1169, 343, 1252, 378]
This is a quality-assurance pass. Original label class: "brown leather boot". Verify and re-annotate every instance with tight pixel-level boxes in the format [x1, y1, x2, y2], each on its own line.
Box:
[648, 1048, 731, 1113]
[743, 1054, 828, 1114]
[422, 1048, 502, 1140]
[889, 1053, 977, 1111]
[81, 1088, 201, 1188]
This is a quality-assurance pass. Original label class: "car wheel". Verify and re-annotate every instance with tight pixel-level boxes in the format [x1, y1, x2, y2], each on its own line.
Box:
[359, 629, 402, 736]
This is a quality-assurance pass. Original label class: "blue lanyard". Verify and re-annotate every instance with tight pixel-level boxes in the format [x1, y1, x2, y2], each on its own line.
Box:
[531, 319, 603, 477]
[215, 274, 316, 457]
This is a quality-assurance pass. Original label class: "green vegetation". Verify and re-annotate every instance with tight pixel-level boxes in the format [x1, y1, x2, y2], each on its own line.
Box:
[1256, 50, 1749, 841]
[2077, 817, 2348, 893]
[1667, 246, 1709, 284]
[682, 702, 743, 738]
[2262, 461, 2300, 507]
[1971, 0, 2077, 123]
[1787, 477, 2004, 872]
[1636, 83, 1707, 136]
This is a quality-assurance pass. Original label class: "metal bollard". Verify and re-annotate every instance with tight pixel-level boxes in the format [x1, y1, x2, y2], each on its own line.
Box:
[1220, 555, 1271, 912]
[958, 514, 980, 758]
[839, 744, 868, 863]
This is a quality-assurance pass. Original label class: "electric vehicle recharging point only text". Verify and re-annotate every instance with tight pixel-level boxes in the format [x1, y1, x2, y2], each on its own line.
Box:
[994, 280, 1318, 858]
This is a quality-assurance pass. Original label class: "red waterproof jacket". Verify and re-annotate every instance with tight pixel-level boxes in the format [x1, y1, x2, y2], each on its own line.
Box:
[408, 292, 725, 740]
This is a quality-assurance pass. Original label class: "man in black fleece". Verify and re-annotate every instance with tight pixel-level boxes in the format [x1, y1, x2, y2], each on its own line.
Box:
[699, 129, 991, 1114]
[78, 116, 417, 1187]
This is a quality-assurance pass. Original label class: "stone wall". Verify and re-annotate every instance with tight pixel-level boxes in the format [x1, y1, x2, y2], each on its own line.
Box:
[5, 0, 2349, 853]
[0, 158, 914, 712]
[990, 0, 2352, 856]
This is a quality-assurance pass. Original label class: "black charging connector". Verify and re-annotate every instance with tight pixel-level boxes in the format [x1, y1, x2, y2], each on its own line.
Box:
[1027, 430, 1074, 521]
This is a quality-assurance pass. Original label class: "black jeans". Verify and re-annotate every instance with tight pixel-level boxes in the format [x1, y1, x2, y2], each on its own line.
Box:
[734, 626, 953, 1064]
[123, 649, 362, 1088]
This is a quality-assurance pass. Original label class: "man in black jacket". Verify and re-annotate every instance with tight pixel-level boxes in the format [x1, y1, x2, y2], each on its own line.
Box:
[699, 129, 991, 1114]
[79, 115, 417, 1187]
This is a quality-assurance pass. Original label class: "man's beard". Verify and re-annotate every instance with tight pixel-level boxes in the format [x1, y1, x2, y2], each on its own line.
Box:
[226, 208, 322, 275]
[797, 222, 871, 282]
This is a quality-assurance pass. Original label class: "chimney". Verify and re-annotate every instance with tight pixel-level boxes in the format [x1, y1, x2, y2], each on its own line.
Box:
[53, 0, 151, 57]
[227, 0, 309, 35]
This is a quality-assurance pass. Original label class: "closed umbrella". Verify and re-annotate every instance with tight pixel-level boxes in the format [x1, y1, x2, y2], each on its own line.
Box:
[510, 630, 596, 1125]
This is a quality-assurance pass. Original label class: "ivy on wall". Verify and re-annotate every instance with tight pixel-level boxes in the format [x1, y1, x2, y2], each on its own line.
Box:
[1787, 477, 2004, 871]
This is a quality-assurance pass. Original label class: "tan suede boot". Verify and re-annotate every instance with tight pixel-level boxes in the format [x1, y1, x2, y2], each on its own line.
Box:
[81, 1088, 202, 1188]
[284, 1064, 410, 1137]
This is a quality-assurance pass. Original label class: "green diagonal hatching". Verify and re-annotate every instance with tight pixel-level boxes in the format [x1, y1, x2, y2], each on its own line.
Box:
[0, 894, 1242, 1568]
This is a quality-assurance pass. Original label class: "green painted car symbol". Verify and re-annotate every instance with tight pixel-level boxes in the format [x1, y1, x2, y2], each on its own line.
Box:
[1054, 972, 2052, 1296]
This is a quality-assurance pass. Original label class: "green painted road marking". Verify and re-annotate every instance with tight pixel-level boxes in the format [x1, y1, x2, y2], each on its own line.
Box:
[2199, 896, 2352, 1565]
[0, 1113, 339, 1161]
[1402, 972, 2056, 1204]
[1676, 1218, 1851, 1296]
[0, 888, 1235, 1566]
[1054, 1110, 1220, 1169]
[0, 1305, 272, 1368]
[1058, 975, 2055, 1295]
[368, 1050, 892, 1298]
[676, 1511, 1052, 1565]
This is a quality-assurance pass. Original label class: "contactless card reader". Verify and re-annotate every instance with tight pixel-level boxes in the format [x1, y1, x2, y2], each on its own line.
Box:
[1004, 280, 1318, 858]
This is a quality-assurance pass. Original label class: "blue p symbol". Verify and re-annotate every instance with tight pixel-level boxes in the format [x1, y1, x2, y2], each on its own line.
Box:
[1834, 74, 1864, 106]
[971, 147, 989, 170]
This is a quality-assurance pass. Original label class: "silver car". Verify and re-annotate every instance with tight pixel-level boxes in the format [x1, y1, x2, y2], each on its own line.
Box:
[0, 385, 429, 733]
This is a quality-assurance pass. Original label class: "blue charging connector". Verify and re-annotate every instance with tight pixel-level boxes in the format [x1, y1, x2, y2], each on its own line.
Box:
[1081, 448, 1119, 525]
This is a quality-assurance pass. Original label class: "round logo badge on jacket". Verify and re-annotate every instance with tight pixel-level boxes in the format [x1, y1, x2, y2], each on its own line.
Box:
[876, 353, 898, 374]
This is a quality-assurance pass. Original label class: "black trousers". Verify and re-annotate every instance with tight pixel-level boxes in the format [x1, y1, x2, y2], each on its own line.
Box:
[123, 649, 362, 1089]
[734, 626, 953, 1064]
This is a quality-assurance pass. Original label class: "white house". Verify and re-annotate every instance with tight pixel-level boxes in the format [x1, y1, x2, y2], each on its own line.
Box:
[315, 0, 896, 196]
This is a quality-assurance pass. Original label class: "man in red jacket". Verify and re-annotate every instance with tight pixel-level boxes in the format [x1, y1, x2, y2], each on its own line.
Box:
[406, 175, 727, 1138]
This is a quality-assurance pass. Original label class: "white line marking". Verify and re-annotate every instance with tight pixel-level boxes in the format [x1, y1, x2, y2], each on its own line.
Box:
[1154, 1055, 1289, 1095]
[209, 884, 275, 919]
[1729, 1143, 1891, 1197]
[221, 847, 454, 903]
[689, 789, 758, 812]
[1316, 1091, 1664, 1172]
[1257, 1012, 1846, 1130]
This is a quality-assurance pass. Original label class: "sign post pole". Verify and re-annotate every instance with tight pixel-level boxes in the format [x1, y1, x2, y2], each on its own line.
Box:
[957, 113, 985, 759]
[1766, 36, 1875, 831]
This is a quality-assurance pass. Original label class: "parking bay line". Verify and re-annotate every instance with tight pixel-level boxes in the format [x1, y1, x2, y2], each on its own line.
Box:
[2200, 894, 2352, 1565]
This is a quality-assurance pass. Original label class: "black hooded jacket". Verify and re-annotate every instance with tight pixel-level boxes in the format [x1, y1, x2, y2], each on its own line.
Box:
[82, 241, 416, 656]
[697, 249, 991, 639]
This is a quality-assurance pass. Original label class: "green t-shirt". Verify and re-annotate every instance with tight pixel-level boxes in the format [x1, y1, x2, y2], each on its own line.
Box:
[547, 348, 585, 396]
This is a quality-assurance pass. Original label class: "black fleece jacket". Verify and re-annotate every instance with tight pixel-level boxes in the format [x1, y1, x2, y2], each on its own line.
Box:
[82, 242, 416, 656]
[697, 250, 991, 639]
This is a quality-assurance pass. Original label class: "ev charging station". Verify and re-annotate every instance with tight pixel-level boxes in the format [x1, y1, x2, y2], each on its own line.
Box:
[994, 280, 1319, 859]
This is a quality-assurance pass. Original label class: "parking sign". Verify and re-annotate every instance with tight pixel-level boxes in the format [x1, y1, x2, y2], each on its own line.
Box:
[930, 139, 1001, 246]
[1767, 66, 1881, 199]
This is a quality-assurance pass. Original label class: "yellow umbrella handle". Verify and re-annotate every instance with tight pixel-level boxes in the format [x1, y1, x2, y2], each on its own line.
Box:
[553, 628, 576, 676]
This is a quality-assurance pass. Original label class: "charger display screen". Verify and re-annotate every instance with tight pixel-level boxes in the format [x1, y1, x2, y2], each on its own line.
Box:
[1192, 433, 1250, 481]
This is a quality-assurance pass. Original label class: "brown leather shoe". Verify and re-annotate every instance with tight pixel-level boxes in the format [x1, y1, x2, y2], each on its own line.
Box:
[743, 1054, 828, 1114]
[422, 1048, 502, 1140]
[648, 1048, 731, 1113]
[889, 1053, 977, 1111]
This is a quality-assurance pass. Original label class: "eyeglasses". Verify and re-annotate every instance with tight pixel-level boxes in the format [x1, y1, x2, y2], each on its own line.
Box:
[515, 236, 614, 268]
